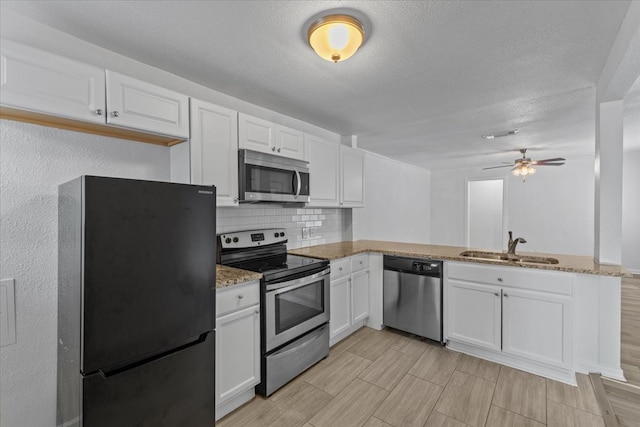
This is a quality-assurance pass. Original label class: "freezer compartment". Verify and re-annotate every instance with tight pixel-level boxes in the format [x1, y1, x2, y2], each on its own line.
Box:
[81, 332, 215, 427]
[383, 263, 443, 342]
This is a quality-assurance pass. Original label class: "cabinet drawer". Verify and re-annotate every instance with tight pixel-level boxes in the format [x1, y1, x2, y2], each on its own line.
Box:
[351, 253, 369, 272]
[331, 257, 351, 280]
[447, 261, 573, 295]
[216, 281, 260, 316]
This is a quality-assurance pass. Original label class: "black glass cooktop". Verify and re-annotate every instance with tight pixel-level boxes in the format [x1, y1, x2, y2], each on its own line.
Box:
[229, 253, 328, 282]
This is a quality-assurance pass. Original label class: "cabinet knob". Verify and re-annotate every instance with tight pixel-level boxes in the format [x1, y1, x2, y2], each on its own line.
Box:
[497, 277, 503, 282]
[339, 267, 343, 271]
[272, 147, 276, 151]
[238, 293, 244, 299]
[95, 109, 103, 116]
[111, 111, 120, 118]
[359, 261, 363, 265]
[277, 148, 281, 153]
[494, 292, 499, 297]
[255, 309, 260, 314]
[233, 198, 238, 204]
[503, 293, 509, 297]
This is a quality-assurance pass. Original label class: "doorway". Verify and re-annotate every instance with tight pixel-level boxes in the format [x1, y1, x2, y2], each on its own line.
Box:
[466, 178, 506, 250]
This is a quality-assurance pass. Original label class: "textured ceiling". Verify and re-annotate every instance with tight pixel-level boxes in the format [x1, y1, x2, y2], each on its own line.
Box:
[1, 0, 638, 170]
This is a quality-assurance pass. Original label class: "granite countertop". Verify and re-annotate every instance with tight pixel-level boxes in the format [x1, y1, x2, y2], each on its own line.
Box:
[289, 240, 632, 278]
[216, 265, 262, 288]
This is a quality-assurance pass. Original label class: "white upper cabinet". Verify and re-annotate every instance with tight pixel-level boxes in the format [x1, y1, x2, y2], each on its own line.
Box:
[189, 99, 239, 206]
[340, 145, 365, 207]
[0, 40, 189, 143]
[275, 125, 305, 160]
[0, 39, 106, 124]
[105, 70, 189, 138]
[238, 113, 305, 160]
[306, 135, 340, 207]
[238, 113, 273, 153]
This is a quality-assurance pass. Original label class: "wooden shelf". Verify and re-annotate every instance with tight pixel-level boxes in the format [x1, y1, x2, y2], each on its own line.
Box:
[0, 106, 186, 147]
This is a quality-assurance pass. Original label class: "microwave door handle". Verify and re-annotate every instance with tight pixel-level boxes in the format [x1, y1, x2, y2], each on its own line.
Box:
[295, 170, 301, 197]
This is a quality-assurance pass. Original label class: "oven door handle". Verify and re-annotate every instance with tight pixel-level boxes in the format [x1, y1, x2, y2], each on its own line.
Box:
[266, 268, 330, 292]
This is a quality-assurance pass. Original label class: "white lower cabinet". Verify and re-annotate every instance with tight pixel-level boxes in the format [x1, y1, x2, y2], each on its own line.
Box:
[448, 281, 502, 351]
[446, 261, 574, 383]
[502, 288, 571, 368]
[215, 281, 260, 420]
[329, 254, 370, 346]
[330, 275, 351, 338]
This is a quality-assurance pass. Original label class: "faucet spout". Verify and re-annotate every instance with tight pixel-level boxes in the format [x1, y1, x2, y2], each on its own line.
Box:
[507, 236, 527, 257]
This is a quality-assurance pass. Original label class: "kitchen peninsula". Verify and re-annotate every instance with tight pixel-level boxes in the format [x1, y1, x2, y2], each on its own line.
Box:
[289, 240, 628, 386]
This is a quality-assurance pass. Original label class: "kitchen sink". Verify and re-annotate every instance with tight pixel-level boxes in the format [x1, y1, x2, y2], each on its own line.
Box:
[459, 250, 559, 265]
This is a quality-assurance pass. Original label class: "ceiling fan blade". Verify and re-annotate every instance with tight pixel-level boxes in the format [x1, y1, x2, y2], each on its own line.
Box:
[482, 164, 514, 170]
[532, 157, 565, 164]
[535, 162, 565, 166]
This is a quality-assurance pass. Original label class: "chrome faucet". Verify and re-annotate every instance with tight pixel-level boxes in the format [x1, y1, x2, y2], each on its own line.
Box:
[507, 231, 527, 258]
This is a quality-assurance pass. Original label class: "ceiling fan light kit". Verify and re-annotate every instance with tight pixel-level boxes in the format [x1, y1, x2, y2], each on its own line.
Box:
[483, 148, 565, 182]
[307, 14, 365, 63]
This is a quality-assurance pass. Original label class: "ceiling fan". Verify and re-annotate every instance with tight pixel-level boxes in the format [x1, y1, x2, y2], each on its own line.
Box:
[483, 148, 566, 181]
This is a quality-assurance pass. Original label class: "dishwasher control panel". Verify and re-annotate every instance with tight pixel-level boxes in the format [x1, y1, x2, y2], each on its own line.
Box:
[412, 261, 439, 272]
[384, 256, 442, 277]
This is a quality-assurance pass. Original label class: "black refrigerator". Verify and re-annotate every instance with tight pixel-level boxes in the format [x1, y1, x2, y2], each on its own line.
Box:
[57, 176, 216, 427]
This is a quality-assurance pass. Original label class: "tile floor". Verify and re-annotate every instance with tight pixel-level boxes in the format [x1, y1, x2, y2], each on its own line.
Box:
[217, 327, 606, 427]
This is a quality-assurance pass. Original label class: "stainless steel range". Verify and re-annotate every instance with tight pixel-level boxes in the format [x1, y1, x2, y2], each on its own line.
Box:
[218, 228, 330, 396]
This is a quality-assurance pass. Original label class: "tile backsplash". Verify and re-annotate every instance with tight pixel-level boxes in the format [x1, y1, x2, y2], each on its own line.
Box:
[217, 204, 352, 249]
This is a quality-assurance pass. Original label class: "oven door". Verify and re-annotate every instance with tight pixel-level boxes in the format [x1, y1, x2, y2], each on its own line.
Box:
[239, 149, 310, 203]
[265, 268, 330, 352]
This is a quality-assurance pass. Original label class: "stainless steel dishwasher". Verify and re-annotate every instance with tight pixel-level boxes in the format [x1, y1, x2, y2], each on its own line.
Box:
[383, 256, 443, 343]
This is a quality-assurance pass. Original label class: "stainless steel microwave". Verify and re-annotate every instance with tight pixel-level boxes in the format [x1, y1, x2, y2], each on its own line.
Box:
[238, 149, 310, 203]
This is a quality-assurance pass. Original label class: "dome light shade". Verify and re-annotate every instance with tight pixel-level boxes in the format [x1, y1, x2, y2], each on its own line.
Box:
[308, 14, 365, 63]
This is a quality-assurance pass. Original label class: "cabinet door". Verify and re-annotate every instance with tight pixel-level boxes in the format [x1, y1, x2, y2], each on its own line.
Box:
[215, 305, 261, 405]
[238, 113, 274, 154]
[502, 288, 572, 368]
[330, 276, 351, 339]
[105, 70, 189, 138]
[351, 269, 370, 324]
[448, 280, 501, 351]
[275, 125, 305, 160]
[0, 40, 105, 124]
[190, 99, 239, 206]
[307, 135, 340, 207]
[340, 146, 365, 207]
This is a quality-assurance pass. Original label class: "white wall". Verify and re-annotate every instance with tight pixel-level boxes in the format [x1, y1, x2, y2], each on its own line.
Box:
[622, 150, 640, 273]
[430, 156, 595, 256]
[0, 120, 170, 427]
[353, 152, 431, 243]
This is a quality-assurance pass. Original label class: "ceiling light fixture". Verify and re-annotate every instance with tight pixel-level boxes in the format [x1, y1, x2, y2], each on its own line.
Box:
[482, 129, 519, 140]
[307, 14, 365, 63]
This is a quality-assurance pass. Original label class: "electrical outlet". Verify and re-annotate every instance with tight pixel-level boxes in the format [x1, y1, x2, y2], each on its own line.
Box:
[302, 227, 309, 240]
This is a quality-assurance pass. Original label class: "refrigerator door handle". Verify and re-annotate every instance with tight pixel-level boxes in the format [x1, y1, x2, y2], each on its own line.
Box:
[97, 332, 211, 378]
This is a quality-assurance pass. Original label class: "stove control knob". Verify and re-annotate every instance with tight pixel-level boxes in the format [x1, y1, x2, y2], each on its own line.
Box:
[274, 232, 279, 238]
[225, 238, 231, 244]
[233, 237, 239, 243]
[280, 232, 285, 237]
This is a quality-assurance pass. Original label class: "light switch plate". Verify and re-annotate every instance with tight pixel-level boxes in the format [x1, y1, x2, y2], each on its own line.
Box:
[1, 278, 17, 347]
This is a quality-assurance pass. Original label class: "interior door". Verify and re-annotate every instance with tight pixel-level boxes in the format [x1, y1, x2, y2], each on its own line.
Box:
[81, 177, 216, 374]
